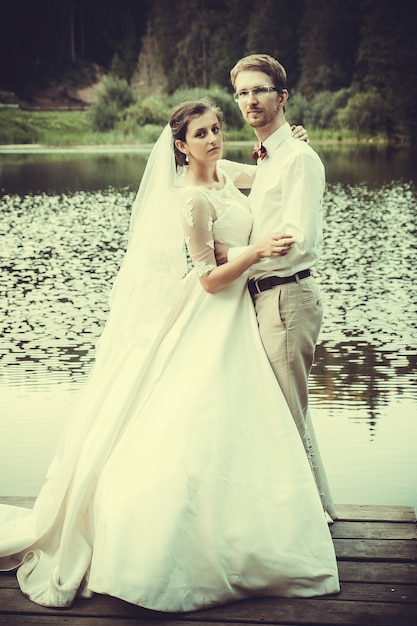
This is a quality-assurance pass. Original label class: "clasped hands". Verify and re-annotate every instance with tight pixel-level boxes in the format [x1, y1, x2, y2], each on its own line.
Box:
[215, 233, 295, 266]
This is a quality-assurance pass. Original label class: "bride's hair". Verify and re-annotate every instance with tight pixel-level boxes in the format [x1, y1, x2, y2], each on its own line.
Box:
[169, 98, 224, 168]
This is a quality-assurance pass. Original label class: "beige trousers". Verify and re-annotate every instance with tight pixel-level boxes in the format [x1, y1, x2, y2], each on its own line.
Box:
[253, 276, 336, 519]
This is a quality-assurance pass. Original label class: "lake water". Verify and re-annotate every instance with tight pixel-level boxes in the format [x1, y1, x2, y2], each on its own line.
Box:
[0, 142, 416, 514]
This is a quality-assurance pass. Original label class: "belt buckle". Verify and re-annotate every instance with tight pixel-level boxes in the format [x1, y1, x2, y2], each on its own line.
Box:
[253, 279, 262, 294]
[249, 279, 262, 296]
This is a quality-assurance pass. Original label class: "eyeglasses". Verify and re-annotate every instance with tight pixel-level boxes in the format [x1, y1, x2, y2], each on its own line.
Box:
[233, 85, 277, 102]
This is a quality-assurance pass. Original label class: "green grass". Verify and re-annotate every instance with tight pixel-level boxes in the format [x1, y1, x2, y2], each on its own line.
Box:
[0, 109, 91, 144]
[0, 108, 388, 147]
[0, 109, 179, 146]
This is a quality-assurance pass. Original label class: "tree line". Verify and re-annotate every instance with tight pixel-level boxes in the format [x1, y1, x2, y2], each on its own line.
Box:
[1, 0, 416, 139]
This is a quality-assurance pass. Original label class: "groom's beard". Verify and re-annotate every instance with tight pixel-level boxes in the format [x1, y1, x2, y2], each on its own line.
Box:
[244, 105, 279, 129]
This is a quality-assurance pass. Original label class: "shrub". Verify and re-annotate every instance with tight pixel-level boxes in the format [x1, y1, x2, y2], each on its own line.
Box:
[88, 100, 121, 132]
[136, 124, 168, 143]
[306, 89, 351, 129]
[0, 111, 40, 144]
[287, 89, 351, 130]
[117, 97, 169, 134]
[88, 77, 137, 132]
[338, 90, 389, 136]
[286, 91, 309, 126]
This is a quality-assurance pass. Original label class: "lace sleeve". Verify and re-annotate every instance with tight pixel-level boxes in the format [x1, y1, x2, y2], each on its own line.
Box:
[218, 159, 256, 189]
[180, 188, 217, 277]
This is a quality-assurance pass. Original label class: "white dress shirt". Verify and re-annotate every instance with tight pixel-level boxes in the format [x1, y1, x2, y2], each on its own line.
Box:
[229, 122, 325, 280]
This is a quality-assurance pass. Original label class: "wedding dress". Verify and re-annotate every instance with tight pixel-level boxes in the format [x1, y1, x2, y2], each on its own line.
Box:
[0, 127, 339, 612]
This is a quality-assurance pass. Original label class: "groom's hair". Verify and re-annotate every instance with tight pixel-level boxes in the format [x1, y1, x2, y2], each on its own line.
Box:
[230, 54, 287, 94]
[169, 98, 224, 168]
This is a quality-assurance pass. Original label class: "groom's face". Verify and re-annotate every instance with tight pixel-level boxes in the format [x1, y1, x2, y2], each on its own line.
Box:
[234, 70, 281, 130]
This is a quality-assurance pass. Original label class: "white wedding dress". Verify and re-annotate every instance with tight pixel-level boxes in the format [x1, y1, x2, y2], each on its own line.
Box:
[0, 168, 339, 611]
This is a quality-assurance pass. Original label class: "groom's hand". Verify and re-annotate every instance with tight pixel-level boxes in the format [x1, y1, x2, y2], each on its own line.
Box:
[214, 242, 230, 265]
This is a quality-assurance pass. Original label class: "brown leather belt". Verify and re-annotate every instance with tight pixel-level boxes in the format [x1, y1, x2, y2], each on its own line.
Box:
[248, 269, 311, 297]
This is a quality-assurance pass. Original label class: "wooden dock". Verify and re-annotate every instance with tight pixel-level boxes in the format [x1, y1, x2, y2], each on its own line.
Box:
[0, 499, 416, 625]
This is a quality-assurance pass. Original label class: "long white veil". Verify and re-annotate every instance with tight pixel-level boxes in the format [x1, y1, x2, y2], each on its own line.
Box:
[32, 125, 190, 531]
[96, 124, 188, 360]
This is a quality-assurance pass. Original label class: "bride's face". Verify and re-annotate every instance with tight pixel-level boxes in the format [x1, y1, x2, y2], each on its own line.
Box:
[182, 111, 223, 164]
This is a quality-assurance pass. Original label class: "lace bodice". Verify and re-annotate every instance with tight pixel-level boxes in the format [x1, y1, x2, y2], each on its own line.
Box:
[179, 172, 252, 277]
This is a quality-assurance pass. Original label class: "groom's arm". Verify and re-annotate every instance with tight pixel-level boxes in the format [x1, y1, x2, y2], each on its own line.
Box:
[215, 242, 233, 265]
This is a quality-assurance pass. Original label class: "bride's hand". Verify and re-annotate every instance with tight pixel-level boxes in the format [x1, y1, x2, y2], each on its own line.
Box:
[291, 124, 309, 143]
[253, 233, 295, 259]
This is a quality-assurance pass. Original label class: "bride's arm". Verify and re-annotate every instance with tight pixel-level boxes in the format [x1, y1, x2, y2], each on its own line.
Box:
[218, 159, 256, 189]
[181, 189, 290, 294]
[291, 124, 309, 142]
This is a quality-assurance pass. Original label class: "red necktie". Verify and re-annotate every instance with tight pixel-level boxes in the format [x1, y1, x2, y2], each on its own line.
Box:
[251, 143, 267, 161]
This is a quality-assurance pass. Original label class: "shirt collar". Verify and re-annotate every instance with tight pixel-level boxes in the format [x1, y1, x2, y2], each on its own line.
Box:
[262, 122, 291, 155]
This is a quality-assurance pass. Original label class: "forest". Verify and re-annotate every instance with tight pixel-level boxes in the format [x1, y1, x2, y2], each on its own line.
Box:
[1, 0, 416, 140]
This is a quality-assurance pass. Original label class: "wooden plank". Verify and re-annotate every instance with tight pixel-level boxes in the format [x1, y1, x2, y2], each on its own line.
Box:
[332, 582, 416, 603]
[0, 621, 298, 626]
[335, 504, 417, 522]
[331, 521, 417, 540]
[1, 602, 416, 626]
[0, 615, 406, 626]
[4, 560, 417, 589]
[0, 571, 18, 589]
[2, 585, 417, 619]
[0, 618, 231, 626]
[1, 578, 416, 606]
[337, 560, 417, 584]
[0, 618, 309, 626]
[0, 620, 279, 626]
[334, 538, 417, 561]
[185, 598, 417, 626]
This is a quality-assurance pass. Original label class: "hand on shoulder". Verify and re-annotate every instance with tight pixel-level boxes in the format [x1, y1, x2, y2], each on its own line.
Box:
[291, 124, 309, 143]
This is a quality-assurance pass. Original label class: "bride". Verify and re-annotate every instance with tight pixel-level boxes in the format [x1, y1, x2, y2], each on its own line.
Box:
[0, 98, 339, 611]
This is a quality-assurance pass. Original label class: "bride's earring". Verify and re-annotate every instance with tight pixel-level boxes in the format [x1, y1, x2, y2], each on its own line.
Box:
[185, 155, 189, 165]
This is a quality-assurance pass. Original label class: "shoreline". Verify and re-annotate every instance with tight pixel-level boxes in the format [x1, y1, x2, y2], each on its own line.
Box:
[0, 138, 400, 154]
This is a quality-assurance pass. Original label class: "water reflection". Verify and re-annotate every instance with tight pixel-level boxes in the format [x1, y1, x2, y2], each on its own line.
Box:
[316, 143, 417, 186]
[1, 143, 416, 195]
[0, 151, 148, 195]
[0, 149, 416, 509]
[313, 340, 416, 431]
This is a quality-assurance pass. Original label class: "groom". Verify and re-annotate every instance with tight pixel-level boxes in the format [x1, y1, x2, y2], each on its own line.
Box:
[216, 54, 336, 520]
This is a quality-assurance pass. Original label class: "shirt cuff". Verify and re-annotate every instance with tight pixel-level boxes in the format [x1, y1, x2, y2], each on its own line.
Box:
[227, 246, 248, 261]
